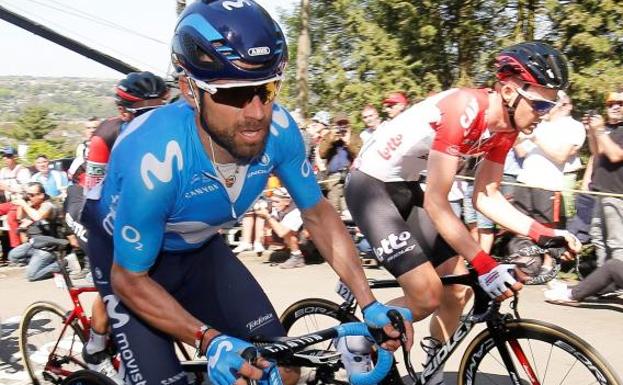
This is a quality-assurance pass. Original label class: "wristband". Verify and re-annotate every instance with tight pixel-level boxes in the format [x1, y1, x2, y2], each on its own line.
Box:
[471, 251, 498, 275]
[195, 324, 212, 356]
[528, 221, 555, 243]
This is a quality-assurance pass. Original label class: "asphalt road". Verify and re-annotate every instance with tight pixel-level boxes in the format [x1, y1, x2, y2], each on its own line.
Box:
[1, 253, 622, 384]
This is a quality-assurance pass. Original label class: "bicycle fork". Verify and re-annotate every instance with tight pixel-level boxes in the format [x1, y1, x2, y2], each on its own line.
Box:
[488, 320, 540, 385]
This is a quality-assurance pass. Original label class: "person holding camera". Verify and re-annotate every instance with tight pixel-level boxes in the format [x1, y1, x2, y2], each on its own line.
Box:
[584, 90, 623, 267]
[7, 182, 61, 281]
[319, 112, 362, 215]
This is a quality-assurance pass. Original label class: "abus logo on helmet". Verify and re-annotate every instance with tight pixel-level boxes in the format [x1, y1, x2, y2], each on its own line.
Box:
[248, 47, 271, 56]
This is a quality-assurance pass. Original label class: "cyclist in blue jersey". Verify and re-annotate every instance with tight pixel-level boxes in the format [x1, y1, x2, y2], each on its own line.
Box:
[82, 2, 413, 385]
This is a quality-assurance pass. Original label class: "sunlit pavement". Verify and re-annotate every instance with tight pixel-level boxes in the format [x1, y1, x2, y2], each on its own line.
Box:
[2, 253, 622, 384]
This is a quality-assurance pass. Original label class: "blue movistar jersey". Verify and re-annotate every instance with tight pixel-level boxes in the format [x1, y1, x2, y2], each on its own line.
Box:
[89, 100, 322, 272]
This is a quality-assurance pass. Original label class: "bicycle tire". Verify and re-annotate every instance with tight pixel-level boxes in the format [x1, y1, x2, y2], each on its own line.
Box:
[61, 370, 118, 385]
[457, 318, 622, 385]
[280, 298, 403, 385]
[20, 301, 87, 385]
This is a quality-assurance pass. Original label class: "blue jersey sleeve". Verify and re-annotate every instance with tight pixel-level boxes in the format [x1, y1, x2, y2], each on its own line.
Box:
[111, 138, 180, 272]
[271, 105, 323, 210]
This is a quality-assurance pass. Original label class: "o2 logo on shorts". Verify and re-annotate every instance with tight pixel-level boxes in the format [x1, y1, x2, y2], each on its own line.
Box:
[222, 0, 252, 11]
[374, 231, 414, 262]
[141, 140, 183, 190]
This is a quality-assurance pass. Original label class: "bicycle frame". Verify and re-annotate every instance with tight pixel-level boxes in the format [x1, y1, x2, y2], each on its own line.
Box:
[44, 250, 97, 377]
[337, 271, 533, 385]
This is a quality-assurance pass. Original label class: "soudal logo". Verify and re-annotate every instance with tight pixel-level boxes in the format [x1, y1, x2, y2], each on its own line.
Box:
[377, 134, 403, 160]
[248, 46, 271, 56]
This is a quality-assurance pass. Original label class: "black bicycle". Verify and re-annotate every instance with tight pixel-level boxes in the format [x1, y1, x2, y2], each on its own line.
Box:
[60, 319, 399, 385]
[281, 270, 622, 385]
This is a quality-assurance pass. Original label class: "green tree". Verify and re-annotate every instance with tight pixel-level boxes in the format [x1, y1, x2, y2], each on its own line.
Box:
[10, 106, 58, 141]
[544, 0, 623, 112]
[24, 140, 66, 164]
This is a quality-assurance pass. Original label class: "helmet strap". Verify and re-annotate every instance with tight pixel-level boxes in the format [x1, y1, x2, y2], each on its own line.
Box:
[506, 84, 529, 130]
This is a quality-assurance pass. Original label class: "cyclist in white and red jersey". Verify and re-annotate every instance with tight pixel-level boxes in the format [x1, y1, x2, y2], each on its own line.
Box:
[345, 41, 582, 384]
[85, 72, 169, 190]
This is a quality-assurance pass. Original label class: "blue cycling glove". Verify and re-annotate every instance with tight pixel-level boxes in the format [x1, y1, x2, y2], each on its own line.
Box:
[362, 301, 413, 329]
[206, 334, 257, 385]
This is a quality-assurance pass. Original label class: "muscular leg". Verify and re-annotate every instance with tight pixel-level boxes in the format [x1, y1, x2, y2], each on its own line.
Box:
[430, 256, 471, 342]
[91, 296, 108, 334]
[388, 263, 442, 321]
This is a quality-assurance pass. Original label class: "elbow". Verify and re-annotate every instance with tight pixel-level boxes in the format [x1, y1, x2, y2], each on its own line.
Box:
[110, 265, 136, 303]
[423, 195, 442, 217]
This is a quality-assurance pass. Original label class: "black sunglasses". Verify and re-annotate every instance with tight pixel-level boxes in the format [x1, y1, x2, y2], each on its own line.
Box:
[195, 79, 282, 109]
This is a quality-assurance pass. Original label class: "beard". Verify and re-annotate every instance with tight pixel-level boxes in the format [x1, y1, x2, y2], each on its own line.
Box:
[203, 117, 270, 163]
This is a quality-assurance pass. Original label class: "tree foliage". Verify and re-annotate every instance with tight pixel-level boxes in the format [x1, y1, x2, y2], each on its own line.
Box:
[11, 106, 58, 141]
[280, 0, 623, 130]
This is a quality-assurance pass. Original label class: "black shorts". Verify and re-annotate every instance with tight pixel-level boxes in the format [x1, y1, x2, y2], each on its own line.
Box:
[82, 200, 284, 385]
[345, 170, 457, 278]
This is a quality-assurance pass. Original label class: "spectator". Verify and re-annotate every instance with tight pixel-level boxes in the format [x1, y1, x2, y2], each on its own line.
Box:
[0, 146, 30, 202]
[544, 259, 623, 304]
[501, 146, 522, 200]
[360, 105, 383, 143]
[254, 188, 306, 269]
[585, 90, 623, 267]
[75, 117, 99, 160]
[307, 111, 331, 177]
[31, 154, 69, 199]
[461, 158, 495, 253]
[232, 199, 268, 254]
[7, 182, 61, 281]
[319, 112, 362, 214]
[382, 91, 409, 120]
[513, 92, 586, 227]
[0, 146, 31, 251]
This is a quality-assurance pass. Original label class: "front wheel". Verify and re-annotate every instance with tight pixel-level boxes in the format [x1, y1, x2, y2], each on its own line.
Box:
[61, 370, 118, 385]
[458, 318, 622, 385]
[19, 301, 87, 384]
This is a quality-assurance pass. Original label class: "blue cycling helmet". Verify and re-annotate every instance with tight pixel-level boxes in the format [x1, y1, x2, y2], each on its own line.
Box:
[171, 0, 288, 83]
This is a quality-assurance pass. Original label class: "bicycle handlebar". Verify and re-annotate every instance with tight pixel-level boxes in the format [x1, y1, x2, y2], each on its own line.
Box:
[251, 322, 394, 385]
[337, 322, 394, 385]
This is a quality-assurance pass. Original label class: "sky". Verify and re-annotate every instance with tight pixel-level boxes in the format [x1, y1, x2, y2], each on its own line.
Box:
[0, 0, 298, 79]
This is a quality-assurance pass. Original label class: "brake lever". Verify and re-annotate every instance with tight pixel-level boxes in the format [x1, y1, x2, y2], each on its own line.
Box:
[387, 310, 407, 344]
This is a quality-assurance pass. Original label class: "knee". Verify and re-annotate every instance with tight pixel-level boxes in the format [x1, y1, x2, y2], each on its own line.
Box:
[405, 280, 443, 317]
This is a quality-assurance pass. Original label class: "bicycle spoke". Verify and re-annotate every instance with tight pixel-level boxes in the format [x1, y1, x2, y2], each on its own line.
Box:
[557, 359, 579, 385]
[526, 338, 541, 381]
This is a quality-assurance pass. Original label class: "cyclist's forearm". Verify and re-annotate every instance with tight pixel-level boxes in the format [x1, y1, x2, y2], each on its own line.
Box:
[110, 263, 220, 348]
[424, 196, 481, 261]
[473, 187, 535, 237]
[302, 198, 375, 307]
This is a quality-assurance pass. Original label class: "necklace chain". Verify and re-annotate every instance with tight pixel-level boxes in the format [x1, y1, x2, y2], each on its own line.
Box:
[208, 134, 239, 188]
